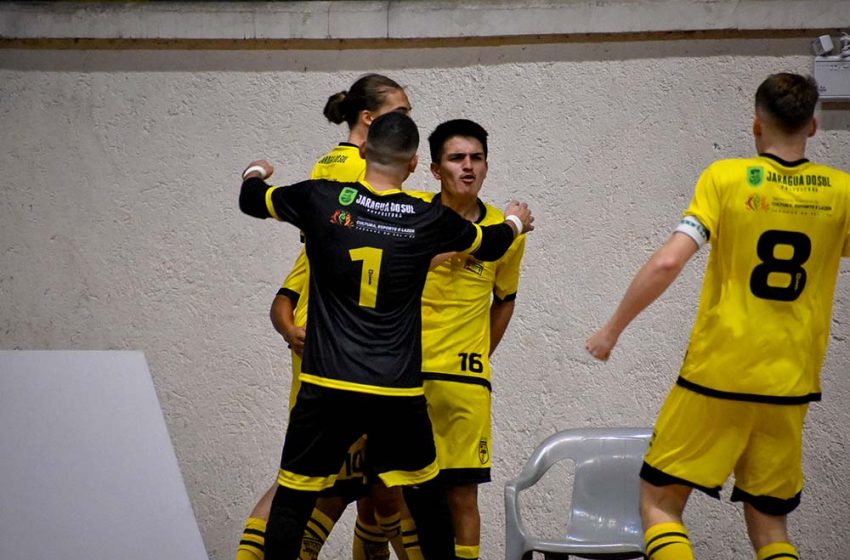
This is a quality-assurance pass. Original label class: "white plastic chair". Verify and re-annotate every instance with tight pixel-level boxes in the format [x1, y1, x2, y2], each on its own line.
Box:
[504, 427, 651, 560]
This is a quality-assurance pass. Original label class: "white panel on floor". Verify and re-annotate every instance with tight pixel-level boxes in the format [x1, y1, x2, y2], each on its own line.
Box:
[0, 350, 208, 560]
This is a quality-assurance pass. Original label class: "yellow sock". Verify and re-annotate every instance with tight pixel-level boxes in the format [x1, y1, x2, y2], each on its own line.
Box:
[644, 522, 694, 560]
[299, 507, 336, 560]
[376, 511, 402, 539]
[353, 517, 390, 560]
[401, 514, 423, 560]
[236, 517, 266, 560]
[756, 542, 799, 560]
[376, 511, 406, 557]
[455, 543, 480, 560]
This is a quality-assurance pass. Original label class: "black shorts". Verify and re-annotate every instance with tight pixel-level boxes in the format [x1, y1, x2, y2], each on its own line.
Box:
[277, 382, 440, 490]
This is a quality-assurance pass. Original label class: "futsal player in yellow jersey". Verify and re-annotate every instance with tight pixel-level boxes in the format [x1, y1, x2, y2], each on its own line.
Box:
[237, 74, 418, 560]
[586, 73, 850, 559]
[422, 120, 525, 560]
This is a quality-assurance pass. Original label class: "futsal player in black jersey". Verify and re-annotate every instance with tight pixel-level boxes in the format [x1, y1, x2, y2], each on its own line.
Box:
[239, 112, 533, 560]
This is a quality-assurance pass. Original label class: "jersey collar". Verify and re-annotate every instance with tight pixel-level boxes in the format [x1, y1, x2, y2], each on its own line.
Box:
[759, 152, 809, 168]
[359, 179, 403, 196]
[433, 193, 487, 223]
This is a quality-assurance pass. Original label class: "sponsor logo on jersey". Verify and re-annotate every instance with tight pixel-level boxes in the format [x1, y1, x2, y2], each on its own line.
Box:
[317, 154, 348, 165]
[355, 194, 416, 217]
[356, 218, 415, 238]
[766, 170, 832, 189]
[745, 193, 769, 211]
[338, 186, 358, 206]
[747, 166, 764, 187]
[478, 439, 490, 464]
[463, 258, 485, 276]
[330, 209, 354, 227]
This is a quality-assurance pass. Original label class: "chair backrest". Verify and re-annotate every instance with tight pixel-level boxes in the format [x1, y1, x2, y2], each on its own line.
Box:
[565, 429, 648, 543]
[505, 427, 651, 560]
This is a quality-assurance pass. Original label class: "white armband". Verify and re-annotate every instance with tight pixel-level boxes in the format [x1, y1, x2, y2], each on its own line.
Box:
[674, 216, 709, 247]
[242, 165, 268, 180]
[504, 214, 524, 234]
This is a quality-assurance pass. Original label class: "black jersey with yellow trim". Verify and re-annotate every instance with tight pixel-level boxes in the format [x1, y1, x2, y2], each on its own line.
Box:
[240, 177, 518, 395]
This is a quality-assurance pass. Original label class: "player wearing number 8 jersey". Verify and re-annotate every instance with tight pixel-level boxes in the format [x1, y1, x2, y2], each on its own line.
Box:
[675, 154, 849, 402]
[239, 112, 534, 560]
[586, 73, 850, 560]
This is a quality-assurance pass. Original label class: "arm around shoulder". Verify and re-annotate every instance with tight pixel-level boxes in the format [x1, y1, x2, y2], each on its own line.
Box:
[473, 200, 534, 261]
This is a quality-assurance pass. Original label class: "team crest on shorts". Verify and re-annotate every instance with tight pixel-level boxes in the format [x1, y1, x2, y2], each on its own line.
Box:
[478, 438, 489, 464]
[747, 166, 764, 187]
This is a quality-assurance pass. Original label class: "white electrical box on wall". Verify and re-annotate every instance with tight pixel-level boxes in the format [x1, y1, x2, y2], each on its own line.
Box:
[814, 56, 850, 101]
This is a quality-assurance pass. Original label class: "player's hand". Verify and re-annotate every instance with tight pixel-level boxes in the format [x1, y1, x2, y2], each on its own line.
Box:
[585, 328, 618, 361]
[242, 160, 274, 180]
[504, 200, 534, 233]
[283, 325, 306, 357]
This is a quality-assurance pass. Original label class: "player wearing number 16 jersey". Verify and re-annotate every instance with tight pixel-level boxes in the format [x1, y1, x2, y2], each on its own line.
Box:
[586, 73, 850, 560]
[239, 112, 534, 560]
[420, 120, 525, 560]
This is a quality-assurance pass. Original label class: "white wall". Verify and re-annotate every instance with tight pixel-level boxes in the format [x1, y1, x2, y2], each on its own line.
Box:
[2, 16, 850, 560]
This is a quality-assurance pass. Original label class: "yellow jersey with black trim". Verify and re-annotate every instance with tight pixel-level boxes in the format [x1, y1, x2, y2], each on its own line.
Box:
[310, 142, 366, 182]
[678, 153, 850, 403]
[421, 197, 525, 387]
[242, 177, 498, 396]
[279, 143, 367, 328]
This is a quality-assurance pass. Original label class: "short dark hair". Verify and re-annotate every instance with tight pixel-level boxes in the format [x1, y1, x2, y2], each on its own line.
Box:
[364, 112, 419, 166]
[323, 74, 404, 129]
[755, 73, 819, 134]
[428, 119, 489, 163]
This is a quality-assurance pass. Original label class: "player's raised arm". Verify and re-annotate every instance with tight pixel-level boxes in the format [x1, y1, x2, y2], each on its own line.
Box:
[239, 159, 277, 219]
[585, 231, 700, 361]
[238, 160, 315, 231]
[242, 159, 274, 181]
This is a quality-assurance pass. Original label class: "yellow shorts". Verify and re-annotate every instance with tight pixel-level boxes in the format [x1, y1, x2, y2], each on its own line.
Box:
[642, 385, 808, 514]
[424, 377, 491, 484]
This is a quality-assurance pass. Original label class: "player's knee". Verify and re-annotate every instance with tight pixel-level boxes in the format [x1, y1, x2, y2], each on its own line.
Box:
[447, 484, 478, 514]
[248, 483, 278, 520]
[315, 495, 348, 521]
[743, 501, 791, 549]
[369, 483, 404, 517]
[638, 480, 690, 524]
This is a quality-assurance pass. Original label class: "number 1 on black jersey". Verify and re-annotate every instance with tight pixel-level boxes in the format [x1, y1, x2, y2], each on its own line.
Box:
[349, 247, 382, 308]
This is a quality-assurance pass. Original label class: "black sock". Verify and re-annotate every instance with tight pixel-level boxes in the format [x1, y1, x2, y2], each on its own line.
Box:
[265, 485, 318, 560]
[402, 479, 454, 560]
